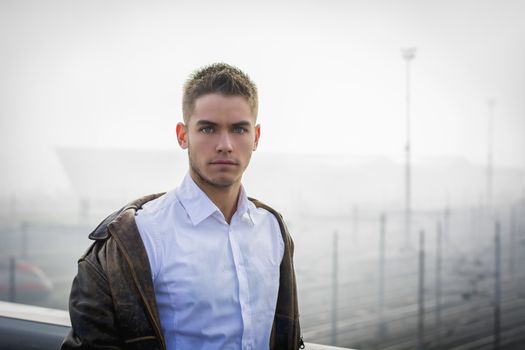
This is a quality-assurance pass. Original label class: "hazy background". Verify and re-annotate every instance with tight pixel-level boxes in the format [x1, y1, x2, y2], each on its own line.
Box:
[2, 1, 525, 349]
[1, 0, 524, 197]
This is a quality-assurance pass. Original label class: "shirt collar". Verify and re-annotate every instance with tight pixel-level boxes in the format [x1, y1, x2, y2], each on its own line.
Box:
[237, 185, 256, 227]
[176, 173, 255, 227]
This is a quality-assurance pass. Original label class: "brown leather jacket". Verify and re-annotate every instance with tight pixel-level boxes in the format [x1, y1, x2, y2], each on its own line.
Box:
[62, 194, 304, 350]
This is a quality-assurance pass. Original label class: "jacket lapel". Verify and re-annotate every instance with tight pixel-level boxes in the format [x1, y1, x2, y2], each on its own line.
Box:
[107, 193, 167, 349]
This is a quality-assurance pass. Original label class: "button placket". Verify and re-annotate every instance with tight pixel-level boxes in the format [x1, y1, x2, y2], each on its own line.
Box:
[228, 224, 253, 348]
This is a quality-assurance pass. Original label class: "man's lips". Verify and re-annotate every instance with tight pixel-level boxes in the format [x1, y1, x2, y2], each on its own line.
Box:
[210, 160, 239, 165]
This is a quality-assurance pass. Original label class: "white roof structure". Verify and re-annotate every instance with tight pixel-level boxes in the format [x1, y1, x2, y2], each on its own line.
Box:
[56, 147, 188, 201]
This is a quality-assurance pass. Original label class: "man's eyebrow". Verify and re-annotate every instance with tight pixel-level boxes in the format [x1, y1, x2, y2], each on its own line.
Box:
[195, 120, 218, 126]
[195, 120, 253, 127]
[232, 121, 252, 127]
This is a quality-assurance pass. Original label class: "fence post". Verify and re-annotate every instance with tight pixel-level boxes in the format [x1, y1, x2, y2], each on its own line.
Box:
[377, 212, 387, 338]
[444, 205, 450, 243]
[509, 207, 515, 278]
[331, 230, 339, 346]
[353, 206, 359, 246]
[417, 229, 425, 350]
[21, 221, 28, 258]
[470, 205, 478, 257]
[435, 221, 442, 348]
[9, 256, 16, 302]
[494, 221, 501, 350]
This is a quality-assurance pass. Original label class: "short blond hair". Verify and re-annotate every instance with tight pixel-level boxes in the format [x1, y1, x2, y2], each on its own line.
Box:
[182, 63, 258, 122]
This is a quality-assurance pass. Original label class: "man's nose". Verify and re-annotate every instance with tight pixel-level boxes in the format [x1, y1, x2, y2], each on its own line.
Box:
[216, 131, 233, 152]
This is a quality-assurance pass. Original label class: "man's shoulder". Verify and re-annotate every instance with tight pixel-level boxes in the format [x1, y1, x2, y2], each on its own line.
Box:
[248, 197, 284, 220]
[135, 189, 179, 218]
[81, 192, 169, 264]
[248, 197, 288, 236]
[88, 192, 168, 241]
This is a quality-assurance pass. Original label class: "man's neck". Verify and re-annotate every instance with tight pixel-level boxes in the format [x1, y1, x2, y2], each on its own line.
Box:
[190, 174, 241, 224]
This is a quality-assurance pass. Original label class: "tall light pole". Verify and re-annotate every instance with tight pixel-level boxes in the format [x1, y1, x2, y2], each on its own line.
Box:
[401, 47, 417, 249]
[486, 98, 496, 216]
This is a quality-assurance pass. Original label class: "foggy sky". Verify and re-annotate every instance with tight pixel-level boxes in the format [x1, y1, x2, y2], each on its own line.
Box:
[1, 0, 524, 195]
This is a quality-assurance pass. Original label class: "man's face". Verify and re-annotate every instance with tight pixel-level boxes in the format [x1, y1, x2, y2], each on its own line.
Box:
[176, 93, 260, 189]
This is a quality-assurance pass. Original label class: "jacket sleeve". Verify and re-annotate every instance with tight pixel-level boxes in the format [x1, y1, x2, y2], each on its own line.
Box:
[61, 245, 123, 350]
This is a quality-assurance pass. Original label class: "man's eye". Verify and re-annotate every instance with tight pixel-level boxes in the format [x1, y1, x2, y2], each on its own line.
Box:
[200, 127, 214, 134]
[233, 127, 247, 134]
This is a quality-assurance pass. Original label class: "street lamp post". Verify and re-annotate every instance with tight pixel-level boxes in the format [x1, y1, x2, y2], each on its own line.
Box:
[486, 98, 496, 216]
[401, 47, 417, 250]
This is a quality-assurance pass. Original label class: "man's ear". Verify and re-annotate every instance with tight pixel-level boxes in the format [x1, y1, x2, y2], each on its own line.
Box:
[176, 122, 188, 149]
[253, 124, 261, 151]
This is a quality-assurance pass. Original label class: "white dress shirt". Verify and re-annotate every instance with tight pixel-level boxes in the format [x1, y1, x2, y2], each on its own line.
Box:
[135, 174, 284, 350]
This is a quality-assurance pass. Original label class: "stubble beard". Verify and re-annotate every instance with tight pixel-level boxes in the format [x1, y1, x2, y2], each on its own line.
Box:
[188, 148, 238, 189]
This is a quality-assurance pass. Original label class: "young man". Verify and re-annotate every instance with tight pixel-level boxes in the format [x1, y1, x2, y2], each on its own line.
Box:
[62, 63, 303, 350]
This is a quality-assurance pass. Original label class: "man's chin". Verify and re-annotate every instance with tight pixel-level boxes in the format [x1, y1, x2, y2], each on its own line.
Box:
[197, 173, 237, 189]
[209, 174, 239, 188]
[190, 164, 242, 189]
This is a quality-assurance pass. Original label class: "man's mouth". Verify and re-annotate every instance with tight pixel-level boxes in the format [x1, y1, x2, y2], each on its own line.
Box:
[210, 159, 238, 165]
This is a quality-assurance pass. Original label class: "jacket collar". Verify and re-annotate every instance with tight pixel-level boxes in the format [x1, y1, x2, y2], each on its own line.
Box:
[88, 193, 165, 240]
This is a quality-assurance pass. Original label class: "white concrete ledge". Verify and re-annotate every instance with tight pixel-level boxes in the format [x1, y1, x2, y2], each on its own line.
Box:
[0, 301, 70, 326]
